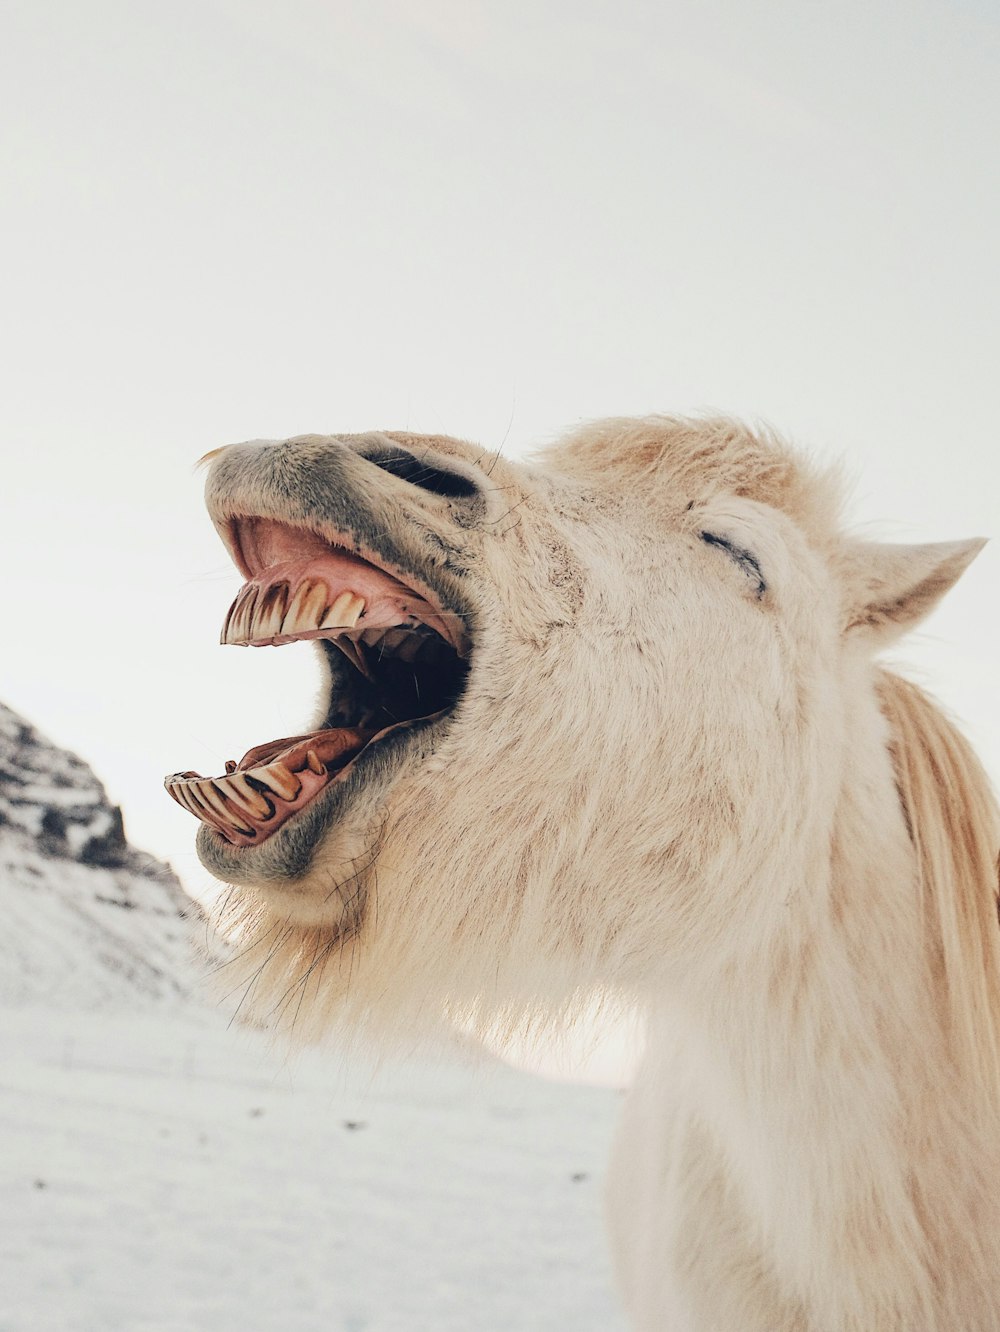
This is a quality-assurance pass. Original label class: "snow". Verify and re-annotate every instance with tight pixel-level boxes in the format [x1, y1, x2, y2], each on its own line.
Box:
[1, 1005, 628, 1331]
[0, 697, 628, 1330]
[0, 834, 200, 1009]
[0, 703, 106, 842]
[0, 700, 199, 1009]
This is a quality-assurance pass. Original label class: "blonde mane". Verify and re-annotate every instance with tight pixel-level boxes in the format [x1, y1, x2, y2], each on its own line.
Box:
[877, 671, 1000, 1099]
[545, 413, 843, 536]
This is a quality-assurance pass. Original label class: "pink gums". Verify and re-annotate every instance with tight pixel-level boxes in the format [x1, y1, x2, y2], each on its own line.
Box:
[229, 517, 465, 648]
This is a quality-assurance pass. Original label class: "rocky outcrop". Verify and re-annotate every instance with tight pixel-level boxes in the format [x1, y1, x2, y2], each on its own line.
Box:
[0, 702, 201, 1007]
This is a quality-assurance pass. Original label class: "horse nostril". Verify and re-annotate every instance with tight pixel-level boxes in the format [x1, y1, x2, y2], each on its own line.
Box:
[362, 446, 480, 499]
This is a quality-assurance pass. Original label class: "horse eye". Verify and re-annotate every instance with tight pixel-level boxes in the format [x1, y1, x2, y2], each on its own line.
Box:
[699, 531, 767, 599]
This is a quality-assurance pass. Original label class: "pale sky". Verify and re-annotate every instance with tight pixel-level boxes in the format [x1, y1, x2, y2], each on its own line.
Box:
[3, 0, 998, 929]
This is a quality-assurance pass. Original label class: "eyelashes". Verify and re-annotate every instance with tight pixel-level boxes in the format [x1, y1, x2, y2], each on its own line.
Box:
[699, 531, 767, 600]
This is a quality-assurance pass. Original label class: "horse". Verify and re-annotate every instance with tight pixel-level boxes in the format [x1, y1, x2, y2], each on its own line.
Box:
[167, 417, 999, 1329]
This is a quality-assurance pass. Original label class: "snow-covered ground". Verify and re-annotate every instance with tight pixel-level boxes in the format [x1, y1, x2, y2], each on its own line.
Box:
[1, 1004, 628, 1331]
[0, 699, 629, 1329]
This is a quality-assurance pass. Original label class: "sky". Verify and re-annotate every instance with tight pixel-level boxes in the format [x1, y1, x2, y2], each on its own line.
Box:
[3, 0, 998, 925]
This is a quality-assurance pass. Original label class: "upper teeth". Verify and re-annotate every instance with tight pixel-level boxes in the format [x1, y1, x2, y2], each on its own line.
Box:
[221, 579, 366, 645]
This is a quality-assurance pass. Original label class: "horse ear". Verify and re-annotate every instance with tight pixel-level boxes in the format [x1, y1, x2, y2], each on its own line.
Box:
[839, 538, 986, 644]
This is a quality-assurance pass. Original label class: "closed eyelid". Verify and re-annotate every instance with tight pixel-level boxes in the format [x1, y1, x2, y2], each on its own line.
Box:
[699, 531, 767, 599]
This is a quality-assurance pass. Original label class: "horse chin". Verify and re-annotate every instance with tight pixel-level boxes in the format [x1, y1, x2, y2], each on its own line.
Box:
[195, 801, 376, 925]
[193, 686, 459, 906]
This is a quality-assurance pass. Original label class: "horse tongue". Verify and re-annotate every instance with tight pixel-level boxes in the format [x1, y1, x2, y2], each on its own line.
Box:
[235, 708, 451, 781]
[236, 727, 375, 775]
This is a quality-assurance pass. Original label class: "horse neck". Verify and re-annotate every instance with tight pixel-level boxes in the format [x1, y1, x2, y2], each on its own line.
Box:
[643, 678, 1000, 1324]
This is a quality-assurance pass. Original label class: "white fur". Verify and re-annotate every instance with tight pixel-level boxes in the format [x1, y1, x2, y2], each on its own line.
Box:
[202, 418, 999, 1330]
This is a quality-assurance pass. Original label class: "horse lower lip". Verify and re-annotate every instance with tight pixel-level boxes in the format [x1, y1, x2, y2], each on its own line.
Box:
[164, 711, 449, 846]
[164, 729, 373, 844]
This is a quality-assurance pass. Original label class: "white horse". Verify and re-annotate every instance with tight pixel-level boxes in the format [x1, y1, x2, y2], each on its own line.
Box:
[168, 417, 1000, 1330]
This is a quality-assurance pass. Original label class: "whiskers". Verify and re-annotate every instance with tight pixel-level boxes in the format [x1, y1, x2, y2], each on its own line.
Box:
[205, 833, 386, 1039]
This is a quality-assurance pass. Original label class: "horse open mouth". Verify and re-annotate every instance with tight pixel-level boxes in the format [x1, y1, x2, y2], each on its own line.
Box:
[164, 516, 470, 850]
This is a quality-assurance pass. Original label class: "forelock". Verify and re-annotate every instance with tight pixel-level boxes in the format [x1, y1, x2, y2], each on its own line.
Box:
[539, 415, 842, 542]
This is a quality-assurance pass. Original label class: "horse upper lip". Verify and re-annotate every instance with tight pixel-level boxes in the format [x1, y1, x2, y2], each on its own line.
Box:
[215, 516, 471, 657]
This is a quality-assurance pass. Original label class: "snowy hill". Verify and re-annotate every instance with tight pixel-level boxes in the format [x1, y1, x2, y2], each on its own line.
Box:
[0, 702, 199, 1007]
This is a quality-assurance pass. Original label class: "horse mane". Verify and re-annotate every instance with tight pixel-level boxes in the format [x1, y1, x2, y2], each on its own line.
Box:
[876, 670, 1000, 1099]
[543, 414, 843, 538]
